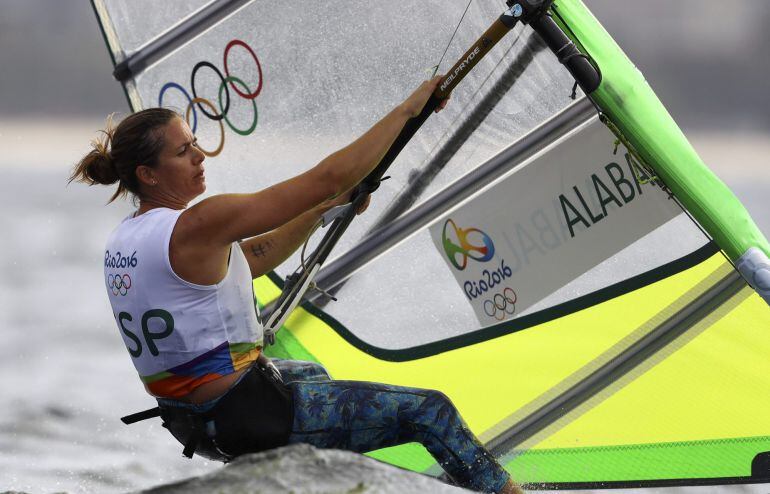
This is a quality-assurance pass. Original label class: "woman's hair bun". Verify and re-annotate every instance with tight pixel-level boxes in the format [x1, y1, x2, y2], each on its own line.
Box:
[70, 108, 178, 203]
[87, 129, 119, 185]
[70, 122, 119, 186]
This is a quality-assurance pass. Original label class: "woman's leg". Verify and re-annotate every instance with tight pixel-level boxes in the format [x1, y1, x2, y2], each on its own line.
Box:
[272, 359, 331, 383]
[287, 380, 511, 493]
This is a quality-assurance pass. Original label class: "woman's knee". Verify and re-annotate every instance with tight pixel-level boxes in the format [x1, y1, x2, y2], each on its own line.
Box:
[423, 389, 453, 407]
[416, 389, 466, 427]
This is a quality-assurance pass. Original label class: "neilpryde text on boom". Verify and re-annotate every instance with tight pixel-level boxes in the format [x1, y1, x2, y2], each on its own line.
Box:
[440, 46, 481, 93]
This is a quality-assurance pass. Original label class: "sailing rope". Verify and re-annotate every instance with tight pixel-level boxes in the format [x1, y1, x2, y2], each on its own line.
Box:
[550, 5, 603, 105]
[300, 218, 324, 273]
[431, 0, 475, 77]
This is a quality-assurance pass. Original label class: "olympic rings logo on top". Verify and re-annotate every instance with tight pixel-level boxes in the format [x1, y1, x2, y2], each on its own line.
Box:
[108, 274, 132, 296]
[158, 39, 263, 157]
[483, 287, 517, 321]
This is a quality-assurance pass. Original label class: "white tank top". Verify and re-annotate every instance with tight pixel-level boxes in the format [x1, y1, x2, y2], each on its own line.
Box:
[104, 207, 262, 398]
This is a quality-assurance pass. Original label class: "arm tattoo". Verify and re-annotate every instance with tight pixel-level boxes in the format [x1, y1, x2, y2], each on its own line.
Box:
[250, 239, 275, 258]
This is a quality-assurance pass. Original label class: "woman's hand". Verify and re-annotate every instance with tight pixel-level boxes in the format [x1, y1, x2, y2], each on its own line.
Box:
[400, 76, 450, 117]
[355, 194, 371, 215]
[326, 188, 371, 215]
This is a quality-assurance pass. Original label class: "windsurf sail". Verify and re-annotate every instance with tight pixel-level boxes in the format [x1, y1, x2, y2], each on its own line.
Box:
[93, 0, 770, 490]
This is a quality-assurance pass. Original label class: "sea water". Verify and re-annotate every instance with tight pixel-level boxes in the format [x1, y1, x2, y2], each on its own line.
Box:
[0, 120, 219, 493]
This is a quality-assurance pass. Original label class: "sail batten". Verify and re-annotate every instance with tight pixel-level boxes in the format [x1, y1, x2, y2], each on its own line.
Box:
[504, 285, 770, 485]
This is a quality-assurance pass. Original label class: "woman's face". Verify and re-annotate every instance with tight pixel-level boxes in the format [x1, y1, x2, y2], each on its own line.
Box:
[151, 117, 206, 204]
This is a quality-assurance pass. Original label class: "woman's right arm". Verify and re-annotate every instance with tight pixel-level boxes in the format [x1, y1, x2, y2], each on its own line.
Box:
[176, 76, 444, 248]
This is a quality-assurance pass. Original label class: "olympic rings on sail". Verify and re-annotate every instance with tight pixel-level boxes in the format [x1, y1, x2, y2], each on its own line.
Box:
[224, 39, 263, 99]
[483, 287, 517, 321]
[108, 274, 132, 296]
[220, 76, 258, 136]
[191, 61, 230, 121]
[157, 39, 263, 157]
[159, 82, 198, 132]
[186, 98, 225, 157]
[441, 219, 496, 271]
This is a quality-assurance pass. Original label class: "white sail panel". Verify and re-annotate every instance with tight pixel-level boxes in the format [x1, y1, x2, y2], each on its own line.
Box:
[428, 117, 682, 323]
[94, 0, 716, 380]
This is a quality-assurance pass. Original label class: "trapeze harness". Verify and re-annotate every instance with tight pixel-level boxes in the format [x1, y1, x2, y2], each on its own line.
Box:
[105, 208, 293, 461]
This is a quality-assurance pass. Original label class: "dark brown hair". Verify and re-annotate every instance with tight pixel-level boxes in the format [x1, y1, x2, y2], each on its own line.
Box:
[70, 108, 180, 202]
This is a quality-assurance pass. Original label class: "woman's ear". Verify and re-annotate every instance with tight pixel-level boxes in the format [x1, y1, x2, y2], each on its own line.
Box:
[136, 165, 157, 187]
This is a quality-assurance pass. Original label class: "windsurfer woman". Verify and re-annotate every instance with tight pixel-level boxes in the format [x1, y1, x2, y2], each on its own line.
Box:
[72, 77, 522, 494]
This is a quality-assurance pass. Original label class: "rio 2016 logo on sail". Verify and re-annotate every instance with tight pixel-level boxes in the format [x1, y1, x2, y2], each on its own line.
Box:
[441, 219, 514, 302]
[158, 39, 263, 157]
[441, 219, 495, 270]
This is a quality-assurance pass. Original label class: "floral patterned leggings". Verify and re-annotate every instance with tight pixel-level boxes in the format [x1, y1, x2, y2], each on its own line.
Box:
[274, 359, 510, 493]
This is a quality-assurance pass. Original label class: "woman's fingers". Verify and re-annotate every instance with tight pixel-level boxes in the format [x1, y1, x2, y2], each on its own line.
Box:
[428, 75, 450, 113]
[356, 194, 371, 215]
[403, 75, 449, 117]
[435, 93, 450, 113]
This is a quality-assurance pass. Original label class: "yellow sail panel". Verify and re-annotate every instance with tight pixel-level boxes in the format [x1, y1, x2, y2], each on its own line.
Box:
[533, 288, 769, 446]
[507, 284, 770, 482]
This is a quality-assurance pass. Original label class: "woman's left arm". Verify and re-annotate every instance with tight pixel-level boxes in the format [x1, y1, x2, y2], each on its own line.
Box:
[240, 193, 369, 278]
